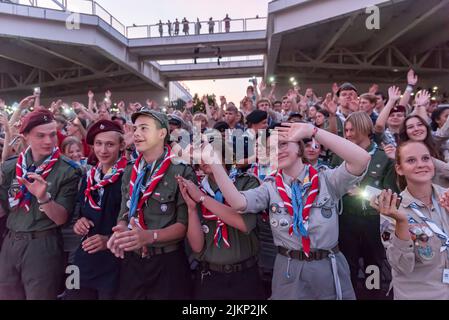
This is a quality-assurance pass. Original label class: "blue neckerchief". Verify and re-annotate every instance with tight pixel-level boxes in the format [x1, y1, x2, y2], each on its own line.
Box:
[291, 181, 304, 239]
[291, 167, 312, 239]
[128, 163, 153, 220]
[214, 190, 225, 247]
[21, 164, 36, 205]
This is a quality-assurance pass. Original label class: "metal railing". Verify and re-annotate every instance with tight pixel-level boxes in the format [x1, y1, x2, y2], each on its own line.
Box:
[126, 17, 267, 39]
[1, 0, 266, 38]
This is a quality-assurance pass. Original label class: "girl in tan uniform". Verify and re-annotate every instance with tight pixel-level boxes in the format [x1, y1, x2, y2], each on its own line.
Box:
[373, 141, 449, 299]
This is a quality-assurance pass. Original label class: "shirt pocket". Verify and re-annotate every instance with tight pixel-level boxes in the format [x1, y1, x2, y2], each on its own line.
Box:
[312, 194, 336, 220]
[149, 189, 177, 216]
[410, 223, 440, 265]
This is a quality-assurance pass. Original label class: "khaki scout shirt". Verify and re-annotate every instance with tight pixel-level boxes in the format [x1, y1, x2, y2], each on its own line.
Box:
[119, 159, 197, 248]
[0, 155, 81, 232]
[196, 174, 260, 265]
[381, 184, 449, 300]
[242, 162, 366, 251]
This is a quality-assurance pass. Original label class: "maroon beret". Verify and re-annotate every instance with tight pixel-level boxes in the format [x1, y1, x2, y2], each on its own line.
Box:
[389, 105, 406, 116]
[19, 109, 55, 134]
[86, 120, 124, 145]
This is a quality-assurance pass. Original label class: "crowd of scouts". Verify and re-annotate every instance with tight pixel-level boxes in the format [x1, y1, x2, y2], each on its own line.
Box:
[0, 69, 449, 300]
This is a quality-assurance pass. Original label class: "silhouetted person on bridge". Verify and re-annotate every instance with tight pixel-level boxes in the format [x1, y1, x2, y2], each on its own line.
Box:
[158, 20, 163, 37]
[195, 18, 201, 35]
[208, 17, 215, 34]
[174, 18, 180, 36]
[224, 14, 231, 32]
[182, 17, 189, 35]
[167, 20, 172, 36]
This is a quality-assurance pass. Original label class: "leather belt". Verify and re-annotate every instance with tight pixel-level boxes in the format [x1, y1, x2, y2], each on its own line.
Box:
[8, 228, 59, 241]
[134, 243, 181, 259]
[200, 256, 258, 274]
[277, 245, 340, 261]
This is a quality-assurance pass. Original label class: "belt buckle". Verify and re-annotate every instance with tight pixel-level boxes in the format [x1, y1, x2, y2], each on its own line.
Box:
[305, 251, 314, 262]
[223, 264, 233, 273]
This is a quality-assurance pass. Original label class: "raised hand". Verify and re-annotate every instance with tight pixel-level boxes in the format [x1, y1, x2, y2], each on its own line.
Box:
[277, 122, 314, 143]
[332, 83, 339, 96]
[369, 84, 379, 95]
[176, 177, 198, 210]
[407, 69, 418, 86]
[259, 81, 267, 93]
[369, 189, 407, 222]
[323, 93, 337, 115]
[388, 86, 402, 102]
[415, 90, 431, 107]
[18, 96, 35, 110]
[439, 190, 449, 212]
[88, 90, 94, 99]
[381, 143, 396, 160]
[18, 172, 48, 200]
[117, 101, 125, 112]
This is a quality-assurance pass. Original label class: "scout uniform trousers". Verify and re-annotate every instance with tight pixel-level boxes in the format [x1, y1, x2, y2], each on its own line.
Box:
[0, 229, 64, 300]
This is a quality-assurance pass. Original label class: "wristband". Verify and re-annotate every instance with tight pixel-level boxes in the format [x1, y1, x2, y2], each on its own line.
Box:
[405, 85, 414, 93]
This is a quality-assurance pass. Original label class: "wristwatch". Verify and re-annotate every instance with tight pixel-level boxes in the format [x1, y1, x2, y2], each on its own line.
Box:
[153, 230, 158, 243]
[37, 192, 52, 205]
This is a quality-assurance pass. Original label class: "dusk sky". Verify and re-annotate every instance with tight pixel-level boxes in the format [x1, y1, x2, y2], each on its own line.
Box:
[93, 0, 269, 104]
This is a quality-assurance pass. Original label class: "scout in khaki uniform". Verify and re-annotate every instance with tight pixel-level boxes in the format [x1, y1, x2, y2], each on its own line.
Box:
[107, 107, 197, 300]
[330, 112, 397, 299]
[372, 141, 449, 300]
[207, 121, 371, 300]
[0, 109, 81, 300]
[66, 120, 126, 300]
[176, 145, 264, 300]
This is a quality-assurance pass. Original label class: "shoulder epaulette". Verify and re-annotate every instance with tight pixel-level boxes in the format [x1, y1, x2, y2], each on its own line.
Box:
[60, 155, 80, 170]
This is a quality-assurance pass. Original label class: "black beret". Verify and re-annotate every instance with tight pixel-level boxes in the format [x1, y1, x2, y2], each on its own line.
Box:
[246, 110, 267, 125]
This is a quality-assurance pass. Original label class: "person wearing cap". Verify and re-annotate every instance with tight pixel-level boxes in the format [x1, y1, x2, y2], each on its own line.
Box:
[243, 110, 269, 180]
[107, 107, 197, 299]
[175, 144, 265, 300]
[205, 121, 371, 300]
[168, 114, 191, 149]
[64, 120, 126, 300]
[330, 112, 397, 299]
[0, 109, 81, 299]
[374, 86, 406, 148]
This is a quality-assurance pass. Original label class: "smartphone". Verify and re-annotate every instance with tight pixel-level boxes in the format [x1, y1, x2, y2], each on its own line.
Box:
[33, 87, 41, 95]
[363, 185, 402, 208]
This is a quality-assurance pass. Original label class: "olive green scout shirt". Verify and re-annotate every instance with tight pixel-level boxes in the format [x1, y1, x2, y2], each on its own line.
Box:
[0, 155, 81, 232]
[196, 173, 260, 265]
[331, 142, 398, 216]
[119, 158, 198, 248]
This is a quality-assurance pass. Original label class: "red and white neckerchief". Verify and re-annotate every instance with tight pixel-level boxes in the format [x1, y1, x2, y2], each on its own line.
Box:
[275, 165, 319, 256]
[84, 155, 127, 211]
[11, 146, 60, 212]
[200, 176, 230, 248]
[128, 145, 174, 230]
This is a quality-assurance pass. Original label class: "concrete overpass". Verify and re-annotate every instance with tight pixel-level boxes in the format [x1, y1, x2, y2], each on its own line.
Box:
[0, 0, 266, 101]
[1, 0, 449, 101]
[265, 0, 449, 91]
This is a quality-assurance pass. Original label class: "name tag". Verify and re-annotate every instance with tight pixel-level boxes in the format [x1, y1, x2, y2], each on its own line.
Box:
[443, 269, 449, 284]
